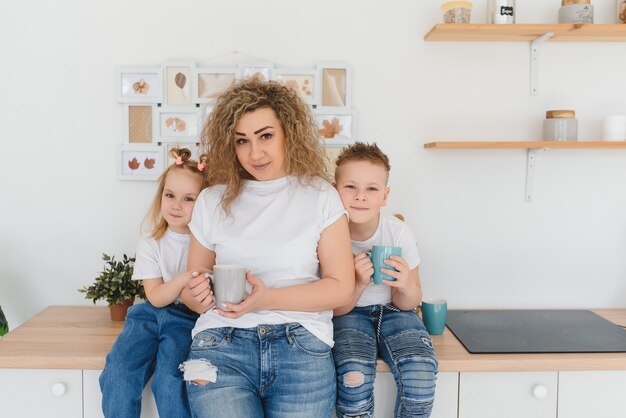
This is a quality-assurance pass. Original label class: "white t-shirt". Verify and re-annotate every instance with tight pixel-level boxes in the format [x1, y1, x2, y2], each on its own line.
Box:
[132, 229, 190, 285]
[352, 212, 420, 307]
[189, 176, 346, 346]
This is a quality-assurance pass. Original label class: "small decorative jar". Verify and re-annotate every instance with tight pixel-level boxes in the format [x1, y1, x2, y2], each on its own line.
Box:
[543, 110, 578, 142]
[559, 0, 594, 24]
[441, 1, 473, 24]
[618, 0, 626, 23]
[488, 0, 516, 24]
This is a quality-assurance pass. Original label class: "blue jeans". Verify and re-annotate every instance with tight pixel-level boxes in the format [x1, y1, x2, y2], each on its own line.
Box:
[332, 305, 438, 418]
[183, 323, 336, 418]
[99, 301, 199, 418]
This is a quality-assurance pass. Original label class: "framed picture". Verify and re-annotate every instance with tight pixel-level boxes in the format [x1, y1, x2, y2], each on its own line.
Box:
[323, 146, 344, 178]
[200, 104, 214, 127]
[153, 106, 201, 142]
[163, 62, 195, 105]
[123, 104, 153, 144]
[163, 142, 200, 167]
[317, 63, 352, 108]
[116, 67, 162, 103]
[193, 68, 237, 103]
[238, 63, 273, 82]
[273, 69, 319, 106]
[118, 144, 164, 181]
[315, 108, 357, 147]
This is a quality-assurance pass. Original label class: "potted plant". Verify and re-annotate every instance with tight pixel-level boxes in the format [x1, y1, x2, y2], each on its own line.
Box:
[78, 253, 145, 321]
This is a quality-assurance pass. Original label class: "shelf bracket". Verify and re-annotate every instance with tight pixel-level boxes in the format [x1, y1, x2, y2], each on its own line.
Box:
[525, 148, 547, 202]
[530, 32, 554, 96]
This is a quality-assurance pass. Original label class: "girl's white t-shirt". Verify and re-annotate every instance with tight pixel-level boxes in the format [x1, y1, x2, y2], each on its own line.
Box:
[189, 176, 346, 347]
[132, 229, 190, 284]
[352, 212, 421, 307]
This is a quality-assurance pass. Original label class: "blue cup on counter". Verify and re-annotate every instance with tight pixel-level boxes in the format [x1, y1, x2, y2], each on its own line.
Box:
[366, 245, 402, 285]
[421, 298, 448, 335]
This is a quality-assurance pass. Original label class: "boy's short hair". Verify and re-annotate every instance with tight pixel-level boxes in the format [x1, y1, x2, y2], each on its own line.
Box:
[334, 141, 391, 183]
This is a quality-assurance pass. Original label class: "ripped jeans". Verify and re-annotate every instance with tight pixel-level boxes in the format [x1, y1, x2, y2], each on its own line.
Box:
[182, 323, 336, 418]
[332, 305, 438, 418]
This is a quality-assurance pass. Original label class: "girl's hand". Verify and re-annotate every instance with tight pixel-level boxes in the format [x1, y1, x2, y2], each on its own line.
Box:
[381, 256, 415, 293]
[354, 250, 374, 287]
[186, 270, 214, 309]
[216, 271, 272, 319]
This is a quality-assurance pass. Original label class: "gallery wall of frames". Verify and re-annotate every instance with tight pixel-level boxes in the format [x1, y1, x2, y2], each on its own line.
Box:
[116, 60, 356, 181]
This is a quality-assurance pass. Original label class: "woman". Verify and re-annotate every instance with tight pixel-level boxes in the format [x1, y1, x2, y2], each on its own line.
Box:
[181, 79, 355, 418]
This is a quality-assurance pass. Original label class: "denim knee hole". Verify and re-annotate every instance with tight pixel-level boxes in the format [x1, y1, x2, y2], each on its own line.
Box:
[179, 359, 218, 386]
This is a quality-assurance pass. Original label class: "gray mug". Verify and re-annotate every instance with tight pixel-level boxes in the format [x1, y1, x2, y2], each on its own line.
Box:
[207, 265, 248, 311]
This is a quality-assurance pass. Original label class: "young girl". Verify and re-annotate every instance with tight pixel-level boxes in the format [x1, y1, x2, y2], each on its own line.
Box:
[99, 148, 210, 418]
[179, 79, 355, 418]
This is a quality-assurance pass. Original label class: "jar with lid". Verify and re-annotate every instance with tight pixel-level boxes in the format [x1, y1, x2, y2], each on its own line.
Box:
[543, 110, 578, 142]
[487, 0, 515, 24]
[618, 0, 626, 23]
[559, 0, 594, 24]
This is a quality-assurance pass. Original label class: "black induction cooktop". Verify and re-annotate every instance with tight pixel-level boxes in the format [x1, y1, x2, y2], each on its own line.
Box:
[446, 310, 626, 354]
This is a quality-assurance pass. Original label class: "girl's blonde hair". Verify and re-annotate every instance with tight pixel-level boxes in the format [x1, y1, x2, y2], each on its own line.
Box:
[200, 78, 329, 214]
[144, 147, 207, 239]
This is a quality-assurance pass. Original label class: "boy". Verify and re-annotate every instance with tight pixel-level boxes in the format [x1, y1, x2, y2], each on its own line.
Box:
[332, 142, 438, 418]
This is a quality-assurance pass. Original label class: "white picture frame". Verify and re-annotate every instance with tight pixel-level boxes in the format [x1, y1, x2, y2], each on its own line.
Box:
[163, 142, 201, 167]
[116, 67, 163, 103]
[315, 108, 357, 147]
[118, 144, 164, 181]
[192, 67, 237, 104]
[317, 62, 352, 108]
[273, 68, 320, 106]
[153, 105, 202, 142]
[163, 61, 196, 106]
[238, 63, 273, 82]
[200, 104, 214, 127]
[122, 104, 154, 144]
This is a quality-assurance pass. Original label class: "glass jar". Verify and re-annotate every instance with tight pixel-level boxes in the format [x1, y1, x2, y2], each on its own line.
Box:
[619, 0, 626, 23]
[441, 1, 473, 24]
[559, 0, 594, 24]
[488, 0, 516, 24]
[543, 110, 578, 142]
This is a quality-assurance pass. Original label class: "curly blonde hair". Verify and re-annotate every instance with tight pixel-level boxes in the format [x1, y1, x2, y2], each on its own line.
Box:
[144, 147, 208, 239]
[200, 79, 329, 214]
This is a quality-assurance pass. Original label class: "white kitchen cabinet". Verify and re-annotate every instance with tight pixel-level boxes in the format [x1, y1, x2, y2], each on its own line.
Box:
[558, 371, 626, 418]
[0, 368, 83, 418]
[458, 371, 557, 418]
[83, 370, 158, 418]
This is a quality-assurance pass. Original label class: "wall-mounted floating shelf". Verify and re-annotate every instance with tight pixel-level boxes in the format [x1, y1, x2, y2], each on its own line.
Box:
[423, 141, 626, 202]
[424, 24, 626, 95]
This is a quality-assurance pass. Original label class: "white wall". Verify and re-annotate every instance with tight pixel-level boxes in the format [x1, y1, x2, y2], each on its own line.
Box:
[1, 0, 625, 328]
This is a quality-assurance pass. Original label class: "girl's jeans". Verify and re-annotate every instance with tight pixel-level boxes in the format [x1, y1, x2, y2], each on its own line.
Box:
[99, 301, 198, 418]
[182, 323, 336, 418]
[332, 305, 438, 418]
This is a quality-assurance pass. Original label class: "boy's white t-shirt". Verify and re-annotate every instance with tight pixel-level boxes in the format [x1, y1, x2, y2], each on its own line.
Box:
[189, 176, 346, 347]
[132, 229, 190, 284]
[353, 212, 420, 307]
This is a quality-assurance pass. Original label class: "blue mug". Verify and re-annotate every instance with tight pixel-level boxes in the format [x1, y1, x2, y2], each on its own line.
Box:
[366, 246, 402, 285]
[421, 298, 447, 335]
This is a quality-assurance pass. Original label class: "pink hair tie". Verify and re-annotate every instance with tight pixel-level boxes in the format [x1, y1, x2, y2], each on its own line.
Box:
[197, 157, 207, 172]
[175, 156, 183, 165]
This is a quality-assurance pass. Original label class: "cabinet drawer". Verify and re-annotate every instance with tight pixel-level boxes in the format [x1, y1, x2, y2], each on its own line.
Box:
[0, 368, 83, 418]
[459, 371, 557, 418]
[558, 371, 626, 418]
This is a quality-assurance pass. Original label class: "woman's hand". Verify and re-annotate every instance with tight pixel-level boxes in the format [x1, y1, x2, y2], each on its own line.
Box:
[354, 250, 374, 287]
[216, 271, 273, 319]
[381, 256, 416, 294]
[186, 269, 214, 310]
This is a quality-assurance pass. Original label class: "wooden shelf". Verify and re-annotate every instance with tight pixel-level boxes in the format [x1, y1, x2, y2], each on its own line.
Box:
[424, 141, 626, 149]
[424, 24, 626, 42]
